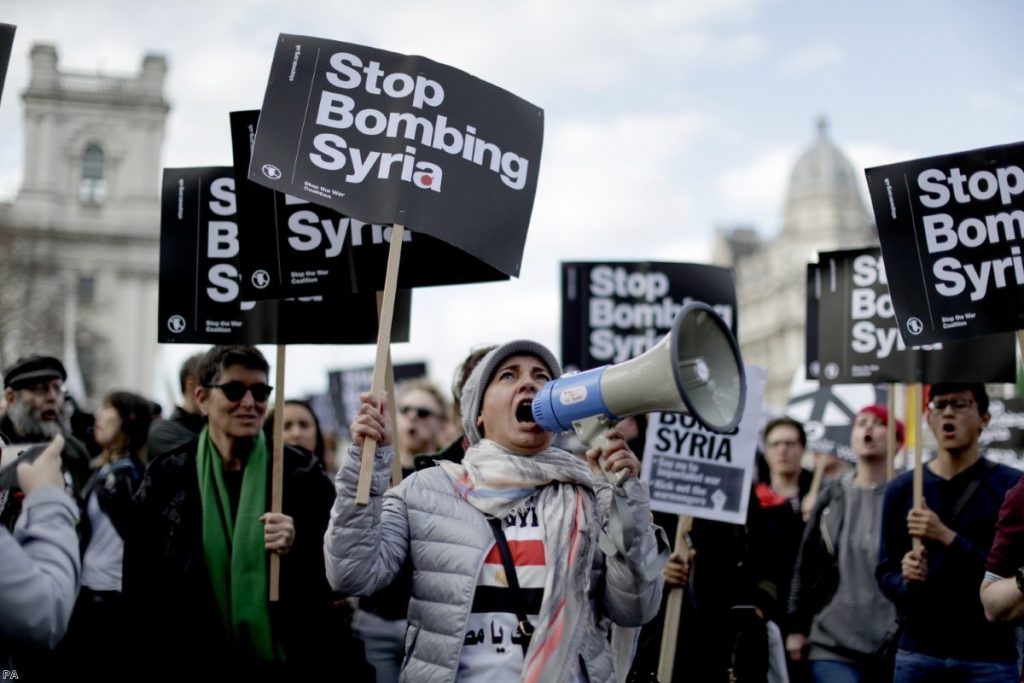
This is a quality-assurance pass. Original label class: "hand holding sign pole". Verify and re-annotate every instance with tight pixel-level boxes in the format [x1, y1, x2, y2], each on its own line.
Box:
[356, 225, 405, 504]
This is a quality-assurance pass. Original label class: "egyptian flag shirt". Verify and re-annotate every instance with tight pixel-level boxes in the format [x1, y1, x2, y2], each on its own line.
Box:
[457, 496, 585, 682]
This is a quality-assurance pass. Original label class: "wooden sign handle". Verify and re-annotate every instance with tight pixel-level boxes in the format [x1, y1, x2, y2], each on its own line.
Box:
[886, 382, 897, 482]
[804, 454, 827, 522]
[375, 292, 402, 488]
[270, 344, 286, 601]
[356, 224, 406, 505]
[911, 383, 924, 552]
[657, 515, 693, 682]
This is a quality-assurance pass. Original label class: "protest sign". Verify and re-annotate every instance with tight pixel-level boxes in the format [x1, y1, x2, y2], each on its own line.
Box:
[786, 368, 886, 461]
[641, 366, 764, 524]
[981, 397, 1024, 470]
[865, 142, 1024, 344]
[231, 110, 507, 299]
[805, 263, 821, 380]
[307, 394, 344, 439]
[327, 362, 428, 440]
[157, 166, 410, 344]
[0, 24, 14, 109]
[559, 260, 750, 523]
[249, 35, 543, 278]
[814, 247, 1015, 384]
[561, 262, 736, 372]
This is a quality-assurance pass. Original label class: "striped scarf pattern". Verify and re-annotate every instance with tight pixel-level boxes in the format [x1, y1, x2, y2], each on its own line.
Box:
[439, 439, 598, 682]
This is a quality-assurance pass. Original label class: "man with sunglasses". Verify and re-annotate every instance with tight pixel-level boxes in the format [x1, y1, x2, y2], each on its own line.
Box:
[876, 383, 1021, 682]
[122, 345, 350, 677]
[395, 379, 448, 475]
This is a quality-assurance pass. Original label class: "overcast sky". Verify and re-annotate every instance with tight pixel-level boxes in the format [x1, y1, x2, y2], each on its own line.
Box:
[1, 0, 1021, 409]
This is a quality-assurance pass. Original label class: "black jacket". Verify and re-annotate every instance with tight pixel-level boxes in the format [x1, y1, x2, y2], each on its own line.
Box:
[786, 478, 845, 635]
[628, 491, 773, 683]
[0, 414, 92, 531]
[122, 438, 344, 677]
[146, 407, 206, 460]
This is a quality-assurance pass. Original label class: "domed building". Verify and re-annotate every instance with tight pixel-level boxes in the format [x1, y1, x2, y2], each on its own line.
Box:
[712, 118, 876, 409]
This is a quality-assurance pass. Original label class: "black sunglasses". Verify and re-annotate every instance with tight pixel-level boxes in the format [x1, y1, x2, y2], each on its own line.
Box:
[400, 405, 439, 419]
[206, 381, 274, 403]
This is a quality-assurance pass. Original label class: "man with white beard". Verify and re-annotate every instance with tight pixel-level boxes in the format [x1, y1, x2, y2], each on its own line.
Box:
[1, 355, 91, 530]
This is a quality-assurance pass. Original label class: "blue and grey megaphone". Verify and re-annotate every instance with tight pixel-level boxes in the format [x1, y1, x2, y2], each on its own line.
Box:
[531, 302, 746, 484]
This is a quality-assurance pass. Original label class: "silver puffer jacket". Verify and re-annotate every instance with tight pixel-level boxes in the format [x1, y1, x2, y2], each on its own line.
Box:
[325, 446, 667, 683]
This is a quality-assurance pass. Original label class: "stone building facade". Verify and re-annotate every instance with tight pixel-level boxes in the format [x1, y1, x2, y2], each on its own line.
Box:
[712, 119, 877, 410]
[0, 43, 168, 404]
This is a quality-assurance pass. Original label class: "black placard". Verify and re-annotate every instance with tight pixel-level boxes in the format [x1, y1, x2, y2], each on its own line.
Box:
[0, 24, 15, 109]
[158, 166, 410, 344]
[561, 261, 737, 372]
[249, 35, 543, 278]
[806, 263, 820, 380]
[981, 397, 1024, 470]
[814, 247, 1015, 384]
[327, 362, 428, 439]
[231, 110, 506, 299]
[866, 141, 1024, 344]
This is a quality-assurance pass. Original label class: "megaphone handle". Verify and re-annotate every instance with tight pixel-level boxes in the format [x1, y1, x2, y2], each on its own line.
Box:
[573, 415, 630, 487]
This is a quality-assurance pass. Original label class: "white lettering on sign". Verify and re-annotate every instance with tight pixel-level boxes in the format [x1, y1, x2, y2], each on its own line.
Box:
[908, 161, 1024, 303]
[205, 177, 240, 303]
[845, 254, 942, 358]
[586, 265, 734, 363]
[918, 166, 1024, 209]
[307, 51, 532, 192]
[286, 210, 411, 257]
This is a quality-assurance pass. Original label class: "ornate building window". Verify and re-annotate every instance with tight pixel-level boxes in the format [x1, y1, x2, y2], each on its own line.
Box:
[79, 143, 106, 204]
[77, 275, 96, 306]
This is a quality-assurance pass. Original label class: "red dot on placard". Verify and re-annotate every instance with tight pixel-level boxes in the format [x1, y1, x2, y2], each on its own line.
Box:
[420, 175, 433, 187]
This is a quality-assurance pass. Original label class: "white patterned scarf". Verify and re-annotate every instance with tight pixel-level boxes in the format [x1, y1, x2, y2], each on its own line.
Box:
[439, 439, 598, 683]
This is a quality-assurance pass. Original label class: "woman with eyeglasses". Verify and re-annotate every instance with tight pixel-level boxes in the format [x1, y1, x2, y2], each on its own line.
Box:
[120, 346, 372, 679]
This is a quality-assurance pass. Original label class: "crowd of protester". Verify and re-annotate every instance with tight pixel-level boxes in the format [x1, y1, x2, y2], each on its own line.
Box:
[4, 345, 1024, 683]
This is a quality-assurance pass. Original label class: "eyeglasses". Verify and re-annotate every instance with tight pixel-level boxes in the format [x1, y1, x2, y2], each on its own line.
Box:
[206, 381, 273, 403]
[400, 405, 439, 419]
[927, 398, 975, 414]
[23, 381, 63, 397]
[766, 439, 801, 449]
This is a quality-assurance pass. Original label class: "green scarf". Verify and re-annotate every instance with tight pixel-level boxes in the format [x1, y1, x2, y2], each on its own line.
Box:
[196, 426, 281, 662]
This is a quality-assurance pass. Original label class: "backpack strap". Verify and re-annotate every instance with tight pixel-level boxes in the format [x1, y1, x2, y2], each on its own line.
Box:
[951, 458, 997, 522]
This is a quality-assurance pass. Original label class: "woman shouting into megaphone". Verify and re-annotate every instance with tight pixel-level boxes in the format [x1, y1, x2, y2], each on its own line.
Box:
[325, 339, 667, 683]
